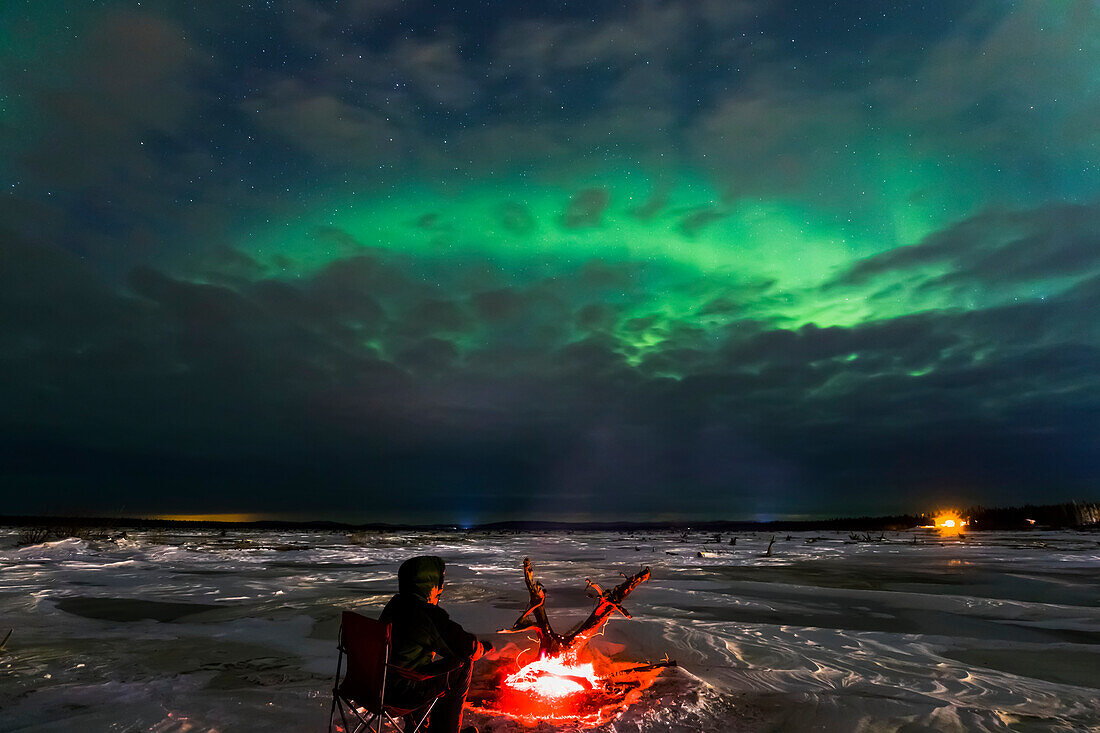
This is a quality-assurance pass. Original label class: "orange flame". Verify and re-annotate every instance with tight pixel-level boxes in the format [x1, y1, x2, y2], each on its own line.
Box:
[933, 512, 967, 533]
[504, 656, 599, 698]
[467, 650, 666, 726]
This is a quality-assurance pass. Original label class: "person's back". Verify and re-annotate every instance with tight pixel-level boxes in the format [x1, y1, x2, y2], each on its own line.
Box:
[379, 555, 489, 733]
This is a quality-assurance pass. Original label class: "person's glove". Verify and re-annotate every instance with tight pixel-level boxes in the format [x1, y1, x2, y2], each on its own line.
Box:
[473, 639, 494, 660]
[471, 639, 492, 661]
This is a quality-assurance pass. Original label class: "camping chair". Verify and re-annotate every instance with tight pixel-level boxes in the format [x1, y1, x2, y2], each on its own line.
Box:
[328, 610, 453, 733]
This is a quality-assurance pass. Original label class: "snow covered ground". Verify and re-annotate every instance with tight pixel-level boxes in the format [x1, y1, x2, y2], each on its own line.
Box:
[1, 527, 1098, 732]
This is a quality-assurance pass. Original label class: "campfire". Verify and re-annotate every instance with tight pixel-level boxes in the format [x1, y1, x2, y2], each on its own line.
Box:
[467, 558, 675, 726]
[932, 512, 968, 534]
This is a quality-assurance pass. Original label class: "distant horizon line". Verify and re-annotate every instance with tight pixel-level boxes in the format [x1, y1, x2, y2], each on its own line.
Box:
[2, 500, 1097, 531]
[1, 509, 932, 528]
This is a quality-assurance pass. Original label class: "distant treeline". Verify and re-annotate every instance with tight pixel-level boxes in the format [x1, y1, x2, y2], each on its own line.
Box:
[471, 516, 929, 532]
[0, 501, 1097, 533]
[964, 501, 1100, 530]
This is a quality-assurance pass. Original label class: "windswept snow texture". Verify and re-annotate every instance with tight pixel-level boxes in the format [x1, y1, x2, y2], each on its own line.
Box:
[1, 529, 1098, 732]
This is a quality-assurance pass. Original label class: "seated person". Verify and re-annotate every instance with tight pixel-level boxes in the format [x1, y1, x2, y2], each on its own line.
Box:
[379, 555, 492, 733]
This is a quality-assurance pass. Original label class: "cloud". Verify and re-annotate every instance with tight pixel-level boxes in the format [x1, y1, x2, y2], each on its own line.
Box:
[878, 2, 1100, 163]
[689, 92, 866, 201]
[395, 298, 472, 336]
[18, 11, 203, 188]
[3, 219, 1099, 516]
[561, 188, 611, 228]
[492, 0, 755, 75]
[469, 288, 526, 321]
[2, 1, 1098, 518]
[831, 203, 1100, 297]
[246, 79, 404, 166]
[677, 206, 727, 238]
[391, 35, 481, 111]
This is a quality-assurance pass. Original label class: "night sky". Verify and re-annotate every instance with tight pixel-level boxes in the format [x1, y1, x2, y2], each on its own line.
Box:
[2, 1, 1098, 523]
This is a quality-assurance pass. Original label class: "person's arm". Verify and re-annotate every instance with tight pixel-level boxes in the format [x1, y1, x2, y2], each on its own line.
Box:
[427, 606, 481, 659]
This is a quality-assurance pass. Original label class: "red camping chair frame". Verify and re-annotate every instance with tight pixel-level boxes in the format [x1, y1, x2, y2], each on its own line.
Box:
[328, 611, 452, 733]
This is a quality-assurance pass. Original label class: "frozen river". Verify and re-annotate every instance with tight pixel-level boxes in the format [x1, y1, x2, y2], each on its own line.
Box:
[1, 527, 1098, 731]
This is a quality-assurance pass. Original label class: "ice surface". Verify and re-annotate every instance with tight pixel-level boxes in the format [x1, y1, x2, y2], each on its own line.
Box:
[1, 528, 1098, 731]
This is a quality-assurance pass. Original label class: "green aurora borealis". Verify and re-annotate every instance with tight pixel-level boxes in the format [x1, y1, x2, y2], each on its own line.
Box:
[2, 1, 1098, 521]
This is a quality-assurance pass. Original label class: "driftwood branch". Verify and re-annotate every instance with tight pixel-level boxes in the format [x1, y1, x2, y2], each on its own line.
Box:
[603, 659, 678, 679]
[504, 557, 650, 658]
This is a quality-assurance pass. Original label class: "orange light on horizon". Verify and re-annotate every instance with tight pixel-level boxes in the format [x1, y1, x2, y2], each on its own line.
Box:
[932, 512, 967, 533]
[151, 513, 265, 523]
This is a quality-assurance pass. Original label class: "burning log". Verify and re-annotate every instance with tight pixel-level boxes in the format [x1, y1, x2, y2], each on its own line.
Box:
[467, 560, 672, 727]
[504, 557, 651, 658]
[602, 659, 678, 679]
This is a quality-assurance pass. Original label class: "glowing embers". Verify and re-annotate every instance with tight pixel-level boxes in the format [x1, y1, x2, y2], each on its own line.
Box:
[467, 651, 669, 726]
[504, 655, 599, 699]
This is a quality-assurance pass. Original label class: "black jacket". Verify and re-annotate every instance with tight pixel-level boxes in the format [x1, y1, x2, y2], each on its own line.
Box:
[379, 556, 479, 672]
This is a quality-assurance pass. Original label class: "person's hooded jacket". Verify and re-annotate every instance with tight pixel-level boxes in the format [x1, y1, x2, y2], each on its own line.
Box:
[379, 556, 480, 672]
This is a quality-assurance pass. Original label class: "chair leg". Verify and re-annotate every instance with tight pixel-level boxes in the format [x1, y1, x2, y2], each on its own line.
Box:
[404, 698, 437, 733]
[334, 696, 366, 733]
[354, 707, 377, 733]
[330, 640, 345, 732]
[338, 701, 374, 733]
[332, 696, 400, 733]
[337, 698, 350, 732]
